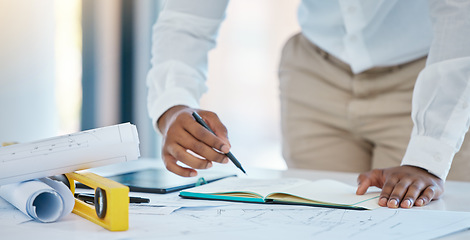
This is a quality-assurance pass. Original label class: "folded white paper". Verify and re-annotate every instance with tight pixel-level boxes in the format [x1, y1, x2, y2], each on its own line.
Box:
[0, 123, 140, 186]
[0, 178, 75, 222]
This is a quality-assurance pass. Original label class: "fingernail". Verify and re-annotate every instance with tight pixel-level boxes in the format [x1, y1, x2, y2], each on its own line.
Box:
[221, 144, 230, 153]
[222, 157, 229, 164]
[389, 199, 398, 208]
[189, 172, 197, 177]
[206, 161, 213, 168]
[416, 198, 424, 206]
[402, 199, 412, 208]
[379, 197, 388, 206]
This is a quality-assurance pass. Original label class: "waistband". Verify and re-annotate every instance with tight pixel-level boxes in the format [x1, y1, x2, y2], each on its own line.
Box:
[307, 36, 426, 75]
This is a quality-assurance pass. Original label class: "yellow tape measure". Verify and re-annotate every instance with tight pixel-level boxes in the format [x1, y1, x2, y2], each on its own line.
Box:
[65, 172, 129, 231]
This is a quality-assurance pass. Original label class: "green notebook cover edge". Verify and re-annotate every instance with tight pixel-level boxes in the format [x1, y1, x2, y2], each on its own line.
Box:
[179, 191, 266, 203]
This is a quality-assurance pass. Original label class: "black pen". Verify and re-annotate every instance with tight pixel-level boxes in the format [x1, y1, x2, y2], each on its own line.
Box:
[74, 193, 150, 204]
[192, 112, 247, 174]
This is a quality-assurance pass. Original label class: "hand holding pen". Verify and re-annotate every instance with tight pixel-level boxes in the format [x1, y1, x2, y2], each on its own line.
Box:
[192, 112, 246, 174]
[157, 106, 242, 177]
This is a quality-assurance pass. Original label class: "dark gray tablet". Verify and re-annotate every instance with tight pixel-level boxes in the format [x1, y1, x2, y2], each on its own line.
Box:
[104, 169, 237, 194]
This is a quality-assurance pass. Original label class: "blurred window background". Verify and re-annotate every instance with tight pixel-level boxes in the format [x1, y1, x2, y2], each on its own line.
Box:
[0, 0, 58, 142]
[0, 0, 300, 170]
[55, 0, 82, 135]
[202, 0, 300, 169]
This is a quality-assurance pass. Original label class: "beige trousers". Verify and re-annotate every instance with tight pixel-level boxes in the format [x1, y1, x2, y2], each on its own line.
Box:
[278, 33, 470, 181]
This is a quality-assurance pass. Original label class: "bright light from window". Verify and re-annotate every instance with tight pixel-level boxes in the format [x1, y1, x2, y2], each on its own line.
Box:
[201, 0, 301, 170]
[55, 0, 82, 134]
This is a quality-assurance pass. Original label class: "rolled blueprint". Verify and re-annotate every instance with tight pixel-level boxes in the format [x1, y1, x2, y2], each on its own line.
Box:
[0, 123, 140, 186]
[0, 177, 74, 222]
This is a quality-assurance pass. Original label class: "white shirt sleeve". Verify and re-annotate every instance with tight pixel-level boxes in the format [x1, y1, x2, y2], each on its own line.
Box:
[146, 0, 229, 132]
[401, 0, 470, 180]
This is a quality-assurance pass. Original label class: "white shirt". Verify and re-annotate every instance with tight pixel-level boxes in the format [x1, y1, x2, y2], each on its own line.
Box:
[147, 0, 470, 180]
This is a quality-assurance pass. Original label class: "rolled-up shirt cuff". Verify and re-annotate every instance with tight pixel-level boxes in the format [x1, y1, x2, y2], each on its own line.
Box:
[148, 88, 200, 135]
[401, 135, 456, 180]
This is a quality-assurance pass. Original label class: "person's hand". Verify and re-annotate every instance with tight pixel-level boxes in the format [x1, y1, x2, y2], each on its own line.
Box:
[157, 105, 231, 177]
[356, 165, 444, 208]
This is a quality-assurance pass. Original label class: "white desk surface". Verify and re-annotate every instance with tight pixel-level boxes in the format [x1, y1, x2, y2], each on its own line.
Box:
[1, 159, 469, 239]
